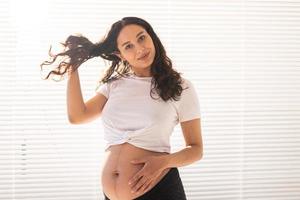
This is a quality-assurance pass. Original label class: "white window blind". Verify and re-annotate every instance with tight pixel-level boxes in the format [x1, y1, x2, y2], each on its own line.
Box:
[1, 0, 300, 199]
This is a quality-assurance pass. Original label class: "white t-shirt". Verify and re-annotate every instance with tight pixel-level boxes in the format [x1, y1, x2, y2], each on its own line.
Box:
[95, 73, 201, 153]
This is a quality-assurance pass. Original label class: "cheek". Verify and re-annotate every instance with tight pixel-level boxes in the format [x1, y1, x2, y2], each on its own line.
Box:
[147, 39, 154, 48]
[125, 53, 137, 63]
[150, 43, 156, 55]
[122, 51, 134, 60]
[148, 40, 155, 52]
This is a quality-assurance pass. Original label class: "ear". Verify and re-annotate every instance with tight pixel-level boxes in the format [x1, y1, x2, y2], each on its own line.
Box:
[112, 51, 125, 61]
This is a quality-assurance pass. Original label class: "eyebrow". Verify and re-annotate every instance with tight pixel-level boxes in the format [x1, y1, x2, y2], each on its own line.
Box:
[121, 31, 145, 47]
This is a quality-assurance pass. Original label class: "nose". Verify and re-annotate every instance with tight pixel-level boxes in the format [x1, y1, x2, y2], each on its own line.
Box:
[136, 43, 146, 54]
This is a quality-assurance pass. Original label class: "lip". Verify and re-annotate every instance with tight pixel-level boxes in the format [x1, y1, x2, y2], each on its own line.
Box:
[138, 52, 150, 60]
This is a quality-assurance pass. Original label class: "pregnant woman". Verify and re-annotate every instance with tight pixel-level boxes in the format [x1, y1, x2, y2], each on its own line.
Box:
[40, 17, 203, 200]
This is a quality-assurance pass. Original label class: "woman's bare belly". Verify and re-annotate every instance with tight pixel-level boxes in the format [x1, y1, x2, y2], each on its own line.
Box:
[100, 142, 171, 200]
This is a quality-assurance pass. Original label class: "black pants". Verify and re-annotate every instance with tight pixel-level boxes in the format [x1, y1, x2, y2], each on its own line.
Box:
[103, 167, 187, 200]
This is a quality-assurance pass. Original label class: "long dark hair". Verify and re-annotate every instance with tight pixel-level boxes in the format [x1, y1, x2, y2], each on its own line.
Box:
[40, 16, 186, 102]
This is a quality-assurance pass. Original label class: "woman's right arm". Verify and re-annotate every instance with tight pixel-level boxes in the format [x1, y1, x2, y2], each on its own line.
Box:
[67, 69, 107, 124]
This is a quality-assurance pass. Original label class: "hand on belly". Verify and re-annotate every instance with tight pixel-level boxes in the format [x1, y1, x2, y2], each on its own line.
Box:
[101, 143, 170, 200]
[127, 155, 169, 193]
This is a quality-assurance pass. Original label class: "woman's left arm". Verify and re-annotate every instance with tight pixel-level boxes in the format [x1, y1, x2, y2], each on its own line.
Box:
[161, 118, 203, 169]
[128, 118, 203, 193]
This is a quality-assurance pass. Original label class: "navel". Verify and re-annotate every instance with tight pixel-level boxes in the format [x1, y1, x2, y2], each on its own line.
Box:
[113, 170, 120, 177]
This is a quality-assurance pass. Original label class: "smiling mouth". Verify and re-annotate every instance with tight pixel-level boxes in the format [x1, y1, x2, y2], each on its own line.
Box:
[138, 52, 150, 60]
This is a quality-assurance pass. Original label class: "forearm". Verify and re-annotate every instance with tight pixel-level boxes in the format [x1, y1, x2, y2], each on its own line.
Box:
[162, 145, 203, 169]
[67, 69, 86, 122]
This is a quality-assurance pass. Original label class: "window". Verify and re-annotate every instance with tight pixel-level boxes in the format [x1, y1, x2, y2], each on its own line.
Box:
[1, 0, 300, 199]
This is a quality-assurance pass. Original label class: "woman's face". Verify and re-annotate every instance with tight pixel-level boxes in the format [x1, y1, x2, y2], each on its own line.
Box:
[116, 24, 156, 76]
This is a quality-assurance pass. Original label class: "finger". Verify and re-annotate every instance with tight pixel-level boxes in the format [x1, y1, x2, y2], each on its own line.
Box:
[130, 174, 143, 187]
[130, 171, 143, 185]
[140, 180, 153, 193]
[135, 181, 148, 194]
[132, 176, 148, 193]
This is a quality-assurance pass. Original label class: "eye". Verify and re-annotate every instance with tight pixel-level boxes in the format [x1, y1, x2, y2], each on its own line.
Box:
[138, 35, 146, 42]
[125, 44, 133, 50]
